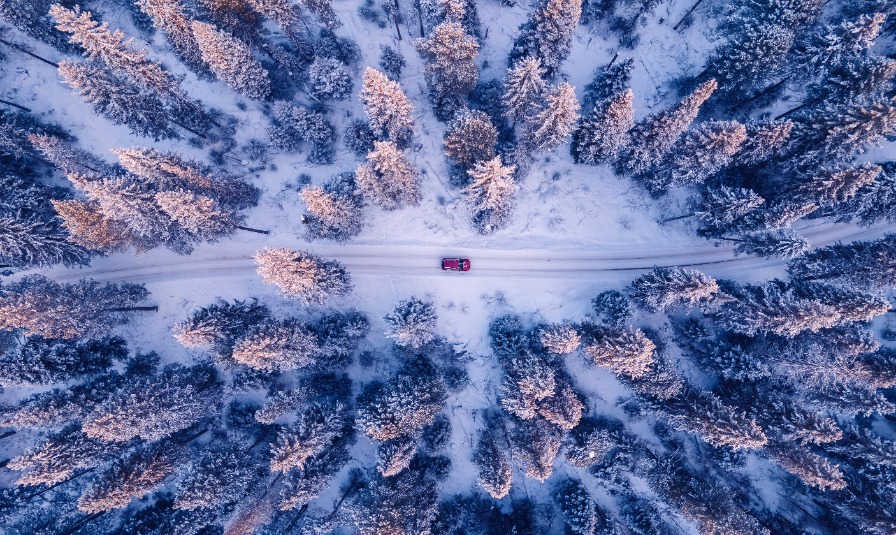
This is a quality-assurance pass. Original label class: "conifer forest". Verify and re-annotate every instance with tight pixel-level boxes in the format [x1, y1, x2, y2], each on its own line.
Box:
[2, 0, 896, 533]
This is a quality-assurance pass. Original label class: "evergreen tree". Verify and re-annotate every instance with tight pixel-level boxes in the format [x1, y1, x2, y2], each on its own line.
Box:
[735, 120, 794, 167]
[57, 61, 178, 140]
[629, 266, 719, 312]
[703, 24, 795, 102]
[9, 425, 126, 487]
[792, 13, 886, 80]
[384, 297, 438, 349]
[191, 21, 271, 99]
[414, 20, 479, 119]
[350, 467, 439, 534]
[379, 44, 405, 80]
[175, 441, 256, 510]
[302, 0, 342, 29]
[617, 79, 717, 175]
[77, 441, 182, 513]
[356, 362, 447, 442]
[571, 88, 634, 165]
[270, 403, 346, 472]
[279, 443, 352, 511]
[833, 162, 896, 225]
[231, 319, 318, 372]
[563, 416, 618, 469]
[787, 234, 896, 290]
[510, 0, 583, 75]
[0, 336, 125, 387]
[0, 275, 152, 340]
[581, 325, 655, 378]
[591, 290, 634, 328]
[513, 417, 563, 482]
[538, 324, 581, 355]
[255, 248, 352, 304]
[82, 364, 219, 442]
[789, 163, 881, 208]
[641, 120, 746, 193]
[716, 281, 840, 337]
[0, 215, 91, 269]
[814, 55, 896, 105]
[172, 299, 270, 359]
[557, 478, 607, 535]
[666, 389, 768, 450]
[462, 156, 518, 234]
[730, 229, 810, 259]
[268, 101, 336, 164]
[300, 184, 363, 242]
[29, 133, 117, 178]
[502, 56, 547, 123]
[355, 141, 421, 210]
[377, 435, 418, 477]
[0, 0, 71, 50]
[360, 67, 415, 147]
[583, 57, 634, 109]
[693, 186, 765, 235]
[136, 0, 210, 75]
[0, 371, 127, 429]
[525, 82, 580, 153]
[767, 443, 846, 490]
[442, 109, 498, 169]
[793, 96, 896, 163]
[474, 428, 512, 498]
[308, 57, 353, 101]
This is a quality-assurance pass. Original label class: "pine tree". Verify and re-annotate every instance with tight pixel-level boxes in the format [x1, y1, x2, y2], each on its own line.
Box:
[384, 297, 438, 349]
[82, 364, 219, 442]
[57, 61, 178, 140]
[525, 82, 580, 153]
[0, 275, 152, 339]
[302, 0, 342, 29]
[50, 200, 131, 253]
[377, 435, 418, 477]
[175, 442, 256, 510]
[156, 190, 242, 241]
[0, 0, 71, 50]
[716, 281, 840, 337]
[355, 141, 421, 210]
[414, 20, 479, 119]
[442, 109, 498, 169]
[29, 133, 117, 178]
[232, 319, 319, 372]
[582, 325, 655, 378]
[360, 67, 415, 147]
[502, 56, 547, 123]
[557, 478, 607, 535]
[136, 0, 210, 75]
[172, 299, 270, 358]
[254, 248, 352, 305]
[666, 389, 768, 450]
[692, 186, 765, 235]
[77, 441, 182, 513]
[308, 57, 353, 101]
[730, 229, 810, 259]
[833, 162, 896, 225]
[583, 57, 634, 109]
[792, 282, 890, 324]
[703, 24, 795, 102]
[511, 0, 583, 75]
[792, 13, 886, 80]
[563, 416, 618, 468]
[789, 163, 881, 207]
[300, 185, 363, 242]
[0, 336, 125, 387]
[513, 417, 563, 482]
[735, 120, 794, 167]
[248, 0, 303, 35]
[191, 21, 271, 99]
[267, 101, 336, 164]
[571, 88, 634, 165]
[270, 403, 346, 472]
[0, 216, 92, 269]
[474, 428, 512, 498]
[787, 234, 896, 291]
[591, 290, 634, 328]
[9, 426, 125, 487]
[794, 96, 896, 163]
[629, 266, 719, 312]
[815, 55, 896, 105]
[462, 156, 518, 234]
[349, 467, 439, 534]
[618, 79, 717, 175]
[356, 363, 447, 442]
[767, 443, 846, 490]
[539, 324, 581, 355]
[279, 444, 351, 511]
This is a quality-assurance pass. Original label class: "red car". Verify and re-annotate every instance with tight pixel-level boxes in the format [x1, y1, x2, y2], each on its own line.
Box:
[442, 258, 471, 271]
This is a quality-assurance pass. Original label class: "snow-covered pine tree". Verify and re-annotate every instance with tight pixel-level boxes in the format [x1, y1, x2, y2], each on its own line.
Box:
[666, 389, 768, 450]
[563, 416, 618, 468]
[57, 61, 178, 140]
[77, 441, 182, 513]
[833, 162, 896, 225]
[255, 248, 352, 304]
[735, 120, 794, 167]
[629, 266, 719, 312]
[279, 444, 352, 511]
[591, 290, 634, 327]
[766, 442, 846, 490]
[730, 229, 810, 259]
[791, 282, 890, 324]
[0, 0, 71, 50]
[81, 364, 219, 442]
[617, 79, 717, 175]
[462, 156, 518, 234]
[155, 189, 242, 241]
[557, 478, 608, 535]
[581, 325, 655, 378]
[815, 55, 896, 106]
[270, 403, 346, 472]
[191, 21, 271, 99]
[524, 82, 580, 153]
[502, 56, 547, 123]
[355, 141, 421, 210]
[789, 163, 881, 208]
[642, 120, 746, 193]
[414, 20, 479, 120]
[8, 425, 126, 487]
[300, 185, 363, 242]
[173, 299, 271, 359]
[442, 109, 498, 170]
[231, 319, 318, 372]
[0, 275, 152, 339]
[539, 324, 581, 355]
[356, 362, 447, 442]
[792, 13, 886, 80]
[703, 24, 795, 103]
[360, 67, 415, 147]
[28, 133, 117, 178]
[267, 101, 336, 164]
[716, 281, 840, 337]
[510, 0, 582, 76]
[379, 44, 405, 80]
[571, 88, 634, 165]
[247, 0, 303, 36]
[513, 417, 563, 482]
[582, 57, 634, 110]
[51, 199, 132, 253]
[136, 0, 210, 75]
[0, 215, 91, 269]
[308, 57, 353, 101]
[787, 234, 896, 290]
[384, 296, 438, 349]
[793, 96, 896, 164]
[302, 0, 342, 29]
[0, 336, 125, 387]
[474, 427, 512, 498]
[349, 466, 439, 534]
[693, 186, 765, 234]
[376, 435, 418, 477]
[174, 441, 256, 510]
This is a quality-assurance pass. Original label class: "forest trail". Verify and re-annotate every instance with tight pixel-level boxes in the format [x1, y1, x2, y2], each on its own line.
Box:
[49, 221, 894, 284]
